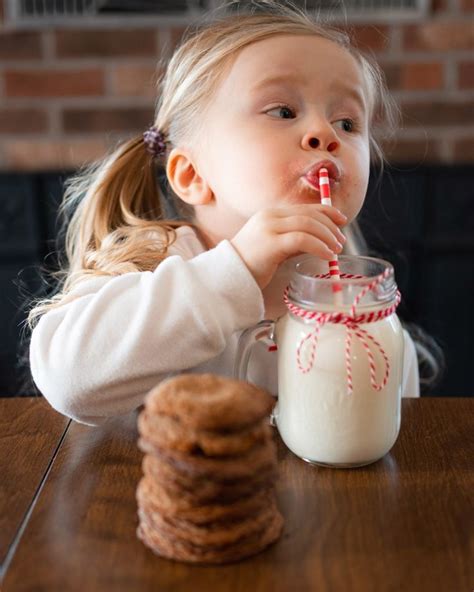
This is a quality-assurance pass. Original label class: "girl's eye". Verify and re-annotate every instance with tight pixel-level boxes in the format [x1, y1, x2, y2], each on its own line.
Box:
[334, 118, 357, 133]
[265, 105, 296, 119]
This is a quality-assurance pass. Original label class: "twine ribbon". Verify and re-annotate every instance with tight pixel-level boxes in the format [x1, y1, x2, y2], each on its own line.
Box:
[283, 269, 401, 396]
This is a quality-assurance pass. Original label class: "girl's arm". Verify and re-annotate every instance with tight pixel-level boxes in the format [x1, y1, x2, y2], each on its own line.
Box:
[29, 240, 264, 426]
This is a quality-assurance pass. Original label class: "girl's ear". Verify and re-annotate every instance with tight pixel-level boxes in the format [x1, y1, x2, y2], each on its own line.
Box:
[166, 148, 214, 206]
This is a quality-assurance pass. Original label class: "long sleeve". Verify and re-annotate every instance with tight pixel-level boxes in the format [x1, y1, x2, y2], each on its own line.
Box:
[30, 239, 264, 425]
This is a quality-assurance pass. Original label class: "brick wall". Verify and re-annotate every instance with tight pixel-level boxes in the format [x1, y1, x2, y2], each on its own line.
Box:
[0, 0, 472, 171]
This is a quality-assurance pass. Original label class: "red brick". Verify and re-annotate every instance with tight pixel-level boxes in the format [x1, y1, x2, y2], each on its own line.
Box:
[400, 62, 444, 91]
[401, 100, 473, 127]
[381, 138, 443, 164]
[4, 68, 105, 97]
[458, 61, 474, 89]
[380, 63, 401, 90]
[459, 0, 473, 10]
[0, 108, 48, 134]
[171, 27, 187, 50]
[403, 22, 474, 51]
[62, 107, 154, 133]
[348, 26, 390, 53]
[0, 32, 43, 60]
[4, 138, 109, 171]
[453, 138, 474, 162]
[380, 62, 444, 91]
[55, 29, 156, 58]
[111, 64, 160, 98]
[431, 0, 449, 12]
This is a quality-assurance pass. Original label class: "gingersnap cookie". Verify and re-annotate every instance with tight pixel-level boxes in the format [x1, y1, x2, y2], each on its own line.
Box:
[138, 435, 277, 480]
[136, 509, 284, 564]
[138, 497, 281, 547]
[144, 374, 275, 431]
[138, 410, 272, 457]
[137, 475, 272, 524]
[142, 454, 277, 503]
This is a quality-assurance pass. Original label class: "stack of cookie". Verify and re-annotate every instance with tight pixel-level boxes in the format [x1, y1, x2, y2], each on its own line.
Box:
[136, 373, 284, 564]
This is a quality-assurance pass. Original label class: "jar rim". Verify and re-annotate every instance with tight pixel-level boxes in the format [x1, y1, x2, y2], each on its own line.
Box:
[294, 255, 394, 286]
[288, 255, 398, 310]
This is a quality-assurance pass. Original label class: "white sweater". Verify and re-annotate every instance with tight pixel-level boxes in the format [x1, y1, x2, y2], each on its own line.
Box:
[30, 226, 419, 426]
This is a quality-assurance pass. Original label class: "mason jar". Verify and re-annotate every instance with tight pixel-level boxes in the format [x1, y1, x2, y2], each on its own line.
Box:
[235, 255, 404, 468]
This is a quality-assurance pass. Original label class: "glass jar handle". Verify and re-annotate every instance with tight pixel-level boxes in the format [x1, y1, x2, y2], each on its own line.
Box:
[234, 320, 278, 426]
[234, 319, 276, 381]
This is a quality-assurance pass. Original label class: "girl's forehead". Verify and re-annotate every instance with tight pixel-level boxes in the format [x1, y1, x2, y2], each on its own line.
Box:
[226, 34, 364, 90]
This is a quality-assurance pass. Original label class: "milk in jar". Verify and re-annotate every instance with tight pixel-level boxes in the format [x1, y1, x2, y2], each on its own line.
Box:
[275, 304, 404, 467]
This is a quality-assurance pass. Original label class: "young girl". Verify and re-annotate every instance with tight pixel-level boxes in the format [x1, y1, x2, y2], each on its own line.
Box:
[28, 2, 422, 426]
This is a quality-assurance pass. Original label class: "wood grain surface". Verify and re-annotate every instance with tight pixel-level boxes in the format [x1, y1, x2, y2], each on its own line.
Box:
[1, 398, 473, 592]
[0, 397, 69, 574]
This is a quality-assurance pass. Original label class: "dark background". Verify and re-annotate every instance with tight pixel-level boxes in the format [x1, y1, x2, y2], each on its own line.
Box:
[0, 164, 473, 397]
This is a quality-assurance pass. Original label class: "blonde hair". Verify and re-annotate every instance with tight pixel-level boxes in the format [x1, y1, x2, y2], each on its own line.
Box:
[27, 1, 399, 329]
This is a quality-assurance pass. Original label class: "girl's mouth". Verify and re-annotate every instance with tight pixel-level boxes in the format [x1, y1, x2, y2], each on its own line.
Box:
[303, 175, 339, 193]
[303, 160, 341, 192]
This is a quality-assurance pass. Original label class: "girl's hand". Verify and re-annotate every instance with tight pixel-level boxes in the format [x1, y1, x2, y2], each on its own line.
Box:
[230, 204, 347, 290]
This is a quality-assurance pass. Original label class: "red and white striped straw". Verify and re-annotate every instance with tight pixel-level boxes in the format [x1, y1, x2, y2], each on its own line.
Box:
[319, 168, 343, 302]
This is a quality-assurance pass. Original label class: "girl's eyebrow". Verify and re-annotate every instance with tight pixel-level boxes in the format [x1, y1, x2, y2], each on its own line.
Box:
[250, 75, 366, 111]
[250, 73, 306, 93]
[329, 83, 366, 111]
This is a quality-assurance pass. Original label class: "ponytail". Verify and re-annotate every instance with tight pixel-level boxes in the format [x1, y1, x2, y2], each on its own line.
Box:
[26, 134, 189, 329]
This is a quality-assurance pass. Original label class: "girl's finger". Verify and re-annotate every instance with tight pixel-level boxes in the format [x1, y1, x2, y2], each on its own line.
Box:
[277, 231, 340, 260]
[273, 214, 345, 250]
[272, 204, 347, 225]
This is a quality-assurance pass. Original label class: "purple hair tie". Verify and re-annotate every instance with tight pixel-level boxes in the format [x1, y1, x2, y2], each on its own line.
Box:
[143, 126, 168, 158]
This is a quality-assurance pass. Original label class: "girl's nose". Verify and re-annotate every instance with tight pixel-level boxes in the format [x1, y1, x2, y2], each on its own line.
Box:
[302, 130, 339, 153]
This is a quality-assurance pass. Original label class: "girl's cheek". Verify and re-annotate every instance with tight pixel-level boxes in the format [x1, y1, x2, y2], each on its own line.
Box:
[344, 179, 366, 213]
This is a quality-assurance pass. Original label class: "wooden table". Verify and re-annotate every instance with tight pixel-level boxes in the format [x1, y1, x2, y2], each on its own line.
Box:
[1, 398, 472, 591]
[0, 397, 70, 581]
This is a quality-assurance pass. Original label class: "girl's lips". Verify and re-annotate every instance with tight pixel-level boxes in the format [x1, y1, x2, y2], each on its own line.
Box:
[304, 161, 341, 191]
[303, 175, 339, 192]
